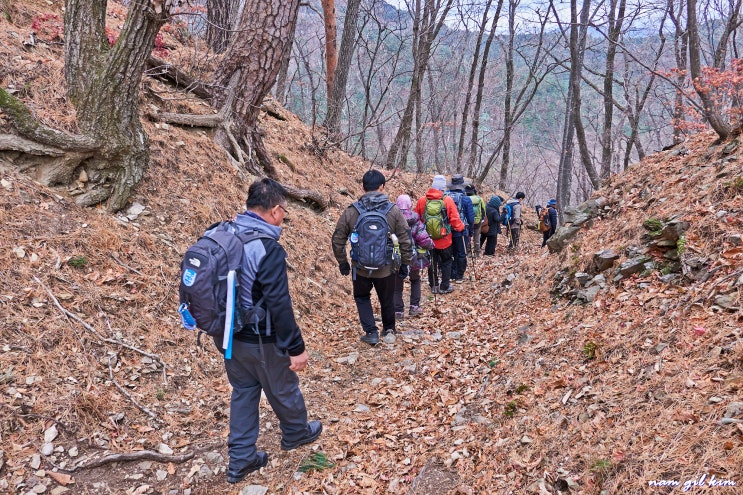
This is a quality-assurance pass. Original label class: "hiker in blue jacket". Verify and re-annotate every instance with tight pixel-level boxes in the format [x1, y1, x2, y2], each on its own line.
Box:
[225, 178, 322, 484]
[447, 174, 474, 283]
[541, 198, 558, 247]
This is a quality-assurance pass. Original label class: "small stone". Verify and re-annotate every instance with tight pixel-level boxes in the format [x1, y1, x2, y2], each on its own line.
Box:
[156, 470, 167, 481]
[520, 435, 533, 444]
[50, 487, 69, 495]
[157, 443, 174, 455]
[241, 486, 268, 495]
[41, 443, 54, 456]
[67, 446, 78, 457]
[32, 483, 47, 493]
[709, 396, 724, 404]
[354, 404, 370, 413]
[724, 402, 743, 418]
[204, 452, 223, 465]
[446, 331, 462, 340]
[30, 454, 42, 469]
[44, 425, 58, 443]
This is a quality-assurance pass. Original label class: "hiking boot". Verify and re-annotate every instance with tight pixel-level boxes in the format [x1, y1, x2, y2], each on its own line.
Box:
[439, 286, 454, 294]
[281, 420, 323, 451]
[408, 305, 423, 317]
[360, 331, 379, 346]
[430, 286, 440, 294]
[394, 312, 404, 321]
[226, 451, 269, 483]
[454, 278, 464, 284]
[382, 328, 396, 344]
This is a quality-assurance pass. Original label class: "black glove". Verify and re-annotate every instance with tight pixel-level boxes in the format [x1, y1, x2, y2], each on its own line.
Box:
[339, 262, 351, 276]
[398, 264, 409, 279]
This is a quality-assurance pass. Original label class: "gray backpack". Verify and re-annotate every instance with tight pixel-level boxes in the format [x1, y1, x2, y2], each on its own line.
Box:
[178, 222, 270, 342]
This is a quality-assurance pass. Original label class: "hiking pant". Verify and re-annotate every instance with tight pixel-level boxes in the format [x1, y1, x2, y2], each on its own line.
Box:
[542, 228, 555, 247]
[393, 268, 421, 313]
[471, 223, 482, 255]
[428, 245, 453, 290]
[225, 340, 309, 472]
[508, 227, 521, 249]
[483, 233, 498, 256]
[452, 234, 469, 280]
[353, 273, 396, 334]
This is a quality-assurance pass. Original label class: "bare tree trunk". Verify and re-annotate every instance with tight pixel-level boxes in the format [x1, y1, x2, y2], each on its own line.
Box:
[274, 24, 296, 105]
[0, 0, 173, 211]
[212, 0, 301, 176]
[669, 0, 688, 144]
[455, 0, 494, 173]
[321, 0, 338, 103]
[498, 0, 517, 191]
[64, 0, 107, 105]
[469, 0, 504, 179]
[556, 0, 589, 214]
[324, 0, 362, 139]
[385, 0, 454, 170]
[687, 0, 732, 139]
[599, 0, 626, 179]
[712, 0, 743, 68]
[207, 0, 240, 53]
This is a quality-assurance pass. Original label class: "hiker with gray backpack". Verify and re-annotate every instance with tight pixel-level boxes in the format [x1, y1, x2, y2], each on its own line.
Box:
[178, 178, 321, 484]
[332, 170, 413, 345]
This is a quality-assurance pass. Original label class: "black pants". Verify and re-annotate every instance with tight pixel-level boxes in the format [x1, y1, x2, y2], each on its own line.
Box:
[483, 233, 498, 255]
[353, 273, 396, 335]
[509, 227, 521, 249]
[428, 245, 453, 290]
[452, 234, 469, 280]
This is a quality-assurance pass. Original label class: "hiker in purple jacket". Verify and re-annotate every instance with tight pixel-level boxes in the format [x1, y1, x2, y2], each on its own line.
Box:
[393, 195, 435, 319]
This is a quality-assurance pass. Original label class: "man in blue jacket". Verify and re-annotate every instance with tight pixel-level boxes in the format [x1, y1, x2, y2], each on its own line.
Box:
[225, 178, 321, 484]
[447, 174, 474, 282]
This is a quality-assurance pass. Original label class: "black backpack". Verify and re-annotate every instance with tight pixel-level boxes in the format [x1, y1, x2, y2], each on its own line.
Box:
[178, 222, 270, 345]
[349, 201, 395, 278]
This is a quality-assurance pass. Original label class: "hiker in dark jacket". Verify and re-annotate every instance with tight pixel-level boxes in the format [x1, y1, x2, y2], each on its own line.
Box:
[482, 195, 503, 256]
[448, 174, 474, 283]
[225, 178, 321, 484]
[541, 198, 558, 247]
[331, 170, 413, 345]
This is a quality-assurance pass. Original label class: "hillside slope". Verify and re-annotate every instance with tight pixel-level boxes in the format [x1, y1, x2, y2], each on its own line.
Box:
[2, 2, 743, 495]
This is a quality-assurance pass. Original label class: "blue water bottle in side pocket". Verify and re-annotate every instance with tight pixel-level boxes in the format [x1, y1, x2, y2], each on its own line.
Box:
[178, 303, 197, 330]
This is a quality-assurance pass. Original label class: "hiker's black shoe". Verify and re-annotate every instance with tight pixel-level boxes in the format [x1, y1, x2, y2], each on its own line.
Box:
[226, 451, 268, 483]
[440, 286, 454, 294]
[382, 328, 396, 344]
[360, 332, 379, 345]
[281, 420, 323, 451]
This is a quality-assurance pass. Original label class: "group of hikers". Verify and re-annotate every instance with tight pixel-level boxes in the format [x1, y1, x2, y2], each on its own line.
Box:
[178, 172, 558, 484]
[331, 170, 558, 346]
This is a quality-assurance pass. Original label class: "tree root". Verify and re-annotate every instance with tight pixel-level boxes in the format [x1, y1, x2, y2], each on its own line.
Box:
[108, 354, 158, 419]
[35, 276, 168, 385]
[283, 183, 327, 211]
[70, 449, 195, 472]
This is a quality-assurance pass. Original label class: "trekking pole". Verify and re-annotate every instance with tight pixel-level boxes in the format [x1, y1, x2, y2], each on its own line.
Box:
[466, 234, 477, 285]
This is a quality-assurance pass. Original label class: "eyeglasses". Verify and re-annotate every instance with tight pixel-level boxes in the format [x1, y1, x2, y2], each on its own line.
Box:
[277, 204, 288, 214]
